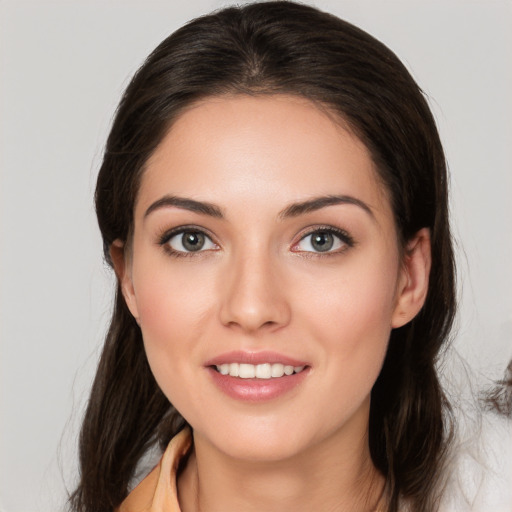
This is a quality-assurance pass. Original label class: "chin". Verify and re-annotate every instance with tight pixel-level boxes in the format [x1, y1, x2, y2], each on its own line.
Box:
[193, 416, 325, 463]
[220, 434, 306, 462]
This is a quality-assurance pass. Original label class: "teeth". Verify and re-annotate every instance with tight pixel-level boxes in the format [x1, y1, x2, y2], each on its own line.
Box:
[215, 363, 306, 379]
[255, 363, 272, 379]
[239, 363, 255, 378]
[229, 363, 239, 377]
[271, 363, 284, 377]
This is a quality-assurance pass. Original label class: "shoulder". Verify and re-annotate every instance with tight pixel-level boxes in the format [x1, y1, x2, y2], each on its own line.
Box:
[117, 428, 192, 512]
[117, 463, 161, 512]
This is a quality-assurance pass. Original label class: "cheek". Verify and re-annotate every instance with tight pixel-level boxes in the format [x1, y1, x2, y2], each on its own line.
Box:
[304, 250, 398, 336]
[130, 256, 216, 394]
[133, 250, 214, 335]
[136, 277, 200, 343]
[299, 251, 399, 385]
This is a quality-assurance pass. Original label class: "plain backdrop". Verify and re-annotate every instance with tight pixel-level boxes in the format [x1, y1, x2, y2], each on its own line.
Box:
[0, 1, 511, 511]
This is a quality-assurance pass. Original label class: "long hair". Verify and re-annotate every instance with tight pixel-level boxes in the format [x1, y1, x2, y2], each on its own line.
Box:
[483, 360, 512, 417]
[70, 3, 456, 511]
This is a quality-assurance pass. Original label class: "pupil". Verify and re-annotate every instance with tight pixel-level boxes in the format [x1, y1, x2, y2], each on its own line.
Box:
[312, 232, 333, 252]
[182, 232, 205, 251]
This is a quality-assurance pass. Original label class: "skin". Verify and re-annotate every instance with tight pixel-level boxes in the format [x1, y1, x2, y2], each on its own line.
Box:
[111, 95, 431, 511]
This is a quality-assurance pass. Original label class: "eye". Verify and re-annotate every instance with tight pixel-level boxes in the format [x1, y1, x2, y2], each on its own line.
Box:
[294, 228, 353, 254]
[164, 229, 217, 253]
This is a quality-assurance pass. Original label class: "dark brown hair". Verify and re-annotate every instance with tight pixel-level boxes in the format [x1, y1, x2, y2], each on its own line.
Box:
[70, 2, 456, 511]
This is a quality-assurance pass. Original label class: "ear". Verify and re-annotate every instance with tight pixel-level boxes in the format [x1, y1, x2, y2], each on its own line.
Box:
[109, 239, 140, 322]
[391, 228, 431, 328]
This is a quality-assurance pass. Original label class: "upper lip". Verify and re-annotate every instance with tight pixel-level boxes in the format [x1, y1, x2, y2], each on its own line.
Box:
[204, 350, 308, 367]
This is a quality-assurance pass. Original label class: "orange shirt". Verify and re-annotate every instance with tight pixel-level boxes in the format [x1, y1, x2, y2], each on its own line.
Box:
[117, 428, 191, 512]
[117, 428, 387, 512]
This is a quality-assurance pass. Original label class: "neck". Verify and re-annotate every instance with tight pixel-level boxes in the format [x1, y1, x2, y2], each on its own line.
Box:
[178, 411, 385, 512]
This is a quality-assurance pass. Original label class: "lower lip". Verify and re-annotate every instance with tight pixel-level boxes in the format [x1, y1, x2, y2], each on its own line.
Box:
[207, 367, 309, 402]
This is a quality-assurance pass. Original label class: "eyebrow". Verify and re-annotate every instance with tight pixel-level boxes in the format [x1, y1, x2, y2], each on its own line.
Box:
[278, 194, 374, 220]
[144, 194, 374, 220]
[144, 195, 224, 219]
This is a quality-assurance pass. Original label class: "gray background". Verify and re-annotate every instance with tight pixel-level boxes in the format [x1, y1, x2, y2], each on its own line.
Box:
[1, 1, 511, 511]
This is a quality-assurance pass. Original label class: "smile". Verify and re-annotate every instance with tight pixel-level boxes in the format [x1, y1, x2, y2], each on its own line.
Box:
[215, 363, 305, 379]
[206, 352, 310, 402]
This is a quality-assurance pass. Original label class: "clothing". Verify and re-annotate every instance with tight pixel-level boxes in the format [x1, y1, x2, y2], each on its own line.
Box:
[117, 413, 512, 512]
[117, 428, 387, 512]
[117, 428, 191, 512]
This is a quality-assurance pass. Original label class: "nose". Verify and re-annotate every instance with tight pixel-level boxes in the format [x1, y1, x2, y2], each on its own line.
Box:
[218, 248, 291, 333]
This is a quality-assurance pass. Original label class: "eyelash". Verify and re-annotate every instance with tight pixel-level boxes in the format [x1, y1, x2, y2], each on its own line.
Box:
[157, 225, 355, 258]
[292, 225, 355, 257]
[158, 225, 219, 258]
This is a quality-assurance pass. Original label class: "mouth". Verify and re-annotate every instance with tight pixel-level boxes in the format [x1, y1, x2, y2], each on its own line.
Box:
[205, 351, 310, 401]
[212, 362, 306, 379]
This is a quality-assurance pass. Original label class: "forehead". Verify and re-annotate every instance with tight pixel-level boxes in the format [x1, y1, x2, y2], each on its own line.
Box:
[137, 94, 391, 220]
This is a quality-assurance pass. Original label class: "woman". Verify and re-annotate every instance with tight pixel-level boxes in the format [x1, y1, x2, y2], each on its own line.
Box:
[70, 2, 456, 511]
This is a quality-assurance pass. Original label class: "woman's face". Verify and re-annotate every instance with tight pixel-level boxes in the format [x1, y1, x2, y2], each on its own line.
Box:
[117, 95, 428, 462]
